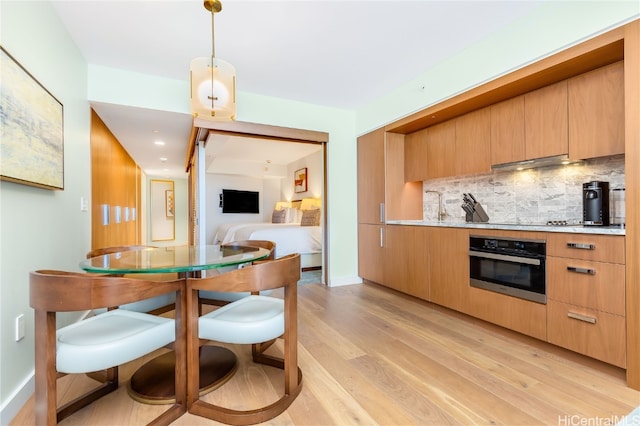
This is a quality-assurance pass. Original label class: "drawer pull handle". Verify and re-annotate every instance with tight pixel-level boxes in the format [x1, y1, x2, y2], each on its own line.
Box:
[568, 312, 597, 324]
[566, 242, 596, 250]
[567, 266, 596, 275]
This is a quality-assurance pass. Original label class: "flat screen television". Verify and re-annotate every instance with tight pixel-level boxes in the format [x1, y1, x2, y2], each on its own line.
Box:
[221, 189, 259, 214]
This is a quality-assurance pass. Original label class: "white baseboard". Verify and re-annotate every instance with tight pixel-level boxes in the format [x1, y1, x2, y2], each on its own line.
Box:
[0, 371, 34, 425]
[327, 275, 362, 287]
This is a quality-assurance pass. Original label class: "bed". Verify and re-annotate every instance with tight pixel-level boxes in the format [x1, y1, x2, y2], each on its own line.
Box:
[213, 200, 323, 269]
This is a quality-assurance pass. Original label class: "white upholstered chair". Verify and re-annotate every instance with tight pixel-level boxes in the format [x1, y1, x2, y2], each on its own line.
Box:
[198, 240, 276, 307]
[186, 253, 303, 425]
[29, 270, 187, 425]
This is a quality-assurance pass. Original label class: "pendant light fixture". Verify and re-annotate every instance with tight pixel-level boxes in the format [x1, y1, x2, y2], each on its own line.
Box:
[190, 0, 236, 121]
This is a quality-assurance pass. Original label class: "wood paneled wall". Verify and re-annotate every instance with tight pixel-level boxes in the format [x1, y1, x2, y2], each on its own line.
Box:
[90, 109, 140, 250]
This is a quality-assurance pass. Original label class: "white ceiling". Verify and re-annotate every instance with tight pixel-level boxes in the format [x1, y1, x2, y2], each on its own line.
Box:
[51, 0, 546, 179]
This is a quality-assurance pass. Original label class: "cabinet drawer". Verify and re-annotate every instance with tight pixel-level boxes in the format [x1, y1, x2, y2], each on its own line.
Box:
[547, 233, 625, 264]
[547, 257, 625, 315]
[547, 300, 626, 368]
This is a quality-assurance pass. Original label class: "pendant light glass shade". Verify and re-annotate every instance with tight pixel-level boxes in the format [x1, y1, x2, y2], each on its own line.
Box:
[190, 56, 236, 120]
[190, 0, 236, 121]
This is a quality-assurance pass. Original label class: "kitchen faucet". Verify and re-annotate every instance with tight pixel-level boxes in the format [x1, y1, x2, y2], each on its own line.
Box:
[425, 190, 446, 221]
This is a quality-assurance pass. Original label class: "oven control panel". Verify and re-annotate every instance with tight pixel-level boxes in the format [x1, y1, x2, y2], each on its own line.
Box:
[470, 236, 546, 257]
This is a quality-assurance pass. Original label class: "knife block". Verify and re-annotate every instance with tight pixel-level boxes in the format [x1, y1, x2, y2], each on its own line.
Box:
[465, 202, 490, 223]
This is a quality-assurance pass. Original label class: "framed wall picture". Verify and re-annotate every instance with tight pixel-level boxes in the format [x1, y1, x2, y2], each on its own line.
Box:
[0, 47, 64, 190]
[165, 190, 174, 217]
[294, 167, 307, 193]
[150, 180, 175, 241]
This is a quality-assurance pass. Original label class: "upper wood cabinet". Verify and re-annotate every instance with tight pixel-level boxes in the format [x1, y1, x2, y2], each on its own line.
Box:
[490, 96, 526, 165]
[455, 108, 491, 175]
[357, 129, 385, 224]
[568, 61, 625, 160]
[404, 128, 428, 182]
[524, 80, 568, 159]
[404, 121, 456, 181]
[426, 120, 456, 179]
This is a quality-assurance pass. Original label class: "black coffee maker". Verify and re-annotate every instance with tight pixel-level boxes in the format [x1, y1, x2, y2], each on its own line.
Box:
[583, 181, 610, 226]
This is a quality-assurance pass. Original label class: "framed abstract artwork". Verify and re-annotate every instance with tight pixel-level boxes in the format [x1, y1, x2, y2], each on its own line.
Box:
[294, 167, 307, 193]
[0, 47, 64, 190]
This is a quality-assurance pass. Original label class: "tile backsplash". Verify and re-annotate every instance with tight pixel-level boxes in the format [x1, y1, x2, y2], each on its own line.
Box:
[422, 155, 625, 224]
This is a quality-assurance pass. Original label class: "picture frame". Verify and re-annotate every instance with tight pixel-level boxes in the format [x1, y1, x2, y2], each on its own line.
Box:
[150, 179, 175, 241]
[294, 167, 307, 193]
[0, 47, 64, 190]
[165, 190, 175, 217]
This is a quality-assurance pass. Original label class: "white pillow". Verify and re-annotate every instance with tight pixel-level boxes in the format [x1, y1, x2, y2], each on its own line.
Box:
[284, 207, 297, 223]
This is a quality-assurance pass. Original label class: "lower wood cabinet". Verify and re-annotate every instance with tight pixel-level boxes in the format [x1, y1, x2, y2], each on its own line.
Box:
[358, 224, 385, 285]
[467, 288, 548, 341]
[359, 226, 627, 368]
[547, 256, 625, 315]
[384, 225, 429, 299]
[546, 232, 626, 368]
[547, 300, 626, 368]
[427, 227, 469, 311]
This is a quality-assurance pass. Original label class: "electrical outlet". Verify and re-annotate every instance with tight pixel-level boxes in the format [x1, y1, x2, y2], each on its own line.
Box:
[15, 314, 25, 342]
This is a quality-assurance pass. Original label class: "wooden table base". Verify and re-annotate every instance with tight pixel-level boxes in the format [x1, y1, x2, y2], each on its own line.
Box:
[127, 346, 237, 405]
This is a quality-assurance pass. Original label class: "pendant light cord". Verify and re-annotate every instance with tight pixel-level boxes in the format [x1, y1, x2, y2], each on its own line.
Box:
[210, 8, 216, 109]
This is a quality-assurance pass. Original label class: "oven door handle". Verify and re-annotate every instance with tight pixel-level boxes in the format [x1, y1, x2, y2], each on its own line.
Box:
[469, 250, 542, 266]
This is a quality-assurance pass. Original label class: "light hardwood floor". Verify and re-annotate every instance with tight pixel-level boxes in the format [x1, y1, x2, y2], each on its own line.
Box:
[11, 282, 640, 425]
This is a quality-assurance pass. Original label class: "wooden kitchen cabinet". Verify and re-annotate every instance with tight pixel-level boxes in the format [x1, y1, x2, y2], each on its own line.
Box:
[358, 128, 422, 285]
[547, 232, 625, 264]
[490, 95, 526, 165]
[524, 81, 568, 159]
[547, 301, 626, 368]
[404, 127, 428, 182]
[384, 226, 430, 300]
[547, 232, 626, 367]
[547, 256, 625, 315]
[568, 61, 625, 160]
[384, 225, 413, 293]
[404, 120, 456, 181]
[358, 223, 386, 285]
[428, 227, 469, 311]
[455, 108, 491, 176]
[357, 128, 385, 224]
[426, 120, 456, 179]
[358, 128, 386, 284]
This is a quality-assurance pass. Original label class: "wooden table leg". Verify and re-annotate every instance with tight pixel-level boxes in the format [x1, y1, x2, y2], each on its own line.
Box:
[127, 346, 236, 404]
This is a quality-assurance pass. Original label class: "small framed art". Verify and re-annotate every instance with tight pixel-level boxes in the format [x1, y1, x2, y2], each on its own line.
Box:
[294, 167, 307, 193]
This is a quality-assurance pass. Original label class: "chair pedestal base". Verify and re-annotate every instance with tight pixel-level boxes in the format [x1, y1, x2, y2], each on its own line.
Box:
[128, 346, 237, 404]
[189, 368, 303, 426]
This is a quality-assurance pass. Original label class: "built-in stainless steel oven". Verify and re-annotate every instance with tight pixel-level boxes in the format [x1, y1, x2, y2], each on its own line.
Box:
[469, 235, 546, 304]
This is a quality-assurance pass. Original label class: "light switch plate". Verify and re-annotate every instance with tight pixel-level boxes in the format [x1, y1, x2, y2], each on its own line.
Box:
[15, 314, 25, 341]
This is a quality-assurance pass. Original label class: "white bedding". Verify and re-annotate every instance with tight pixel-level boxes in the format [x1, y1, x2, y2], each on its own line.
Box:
[214, 222, 322, 258]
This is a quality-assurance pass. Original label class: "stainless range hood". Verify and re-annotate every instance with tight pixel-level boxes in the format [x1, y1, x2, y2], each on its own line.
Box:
[491, 154, 582, 171]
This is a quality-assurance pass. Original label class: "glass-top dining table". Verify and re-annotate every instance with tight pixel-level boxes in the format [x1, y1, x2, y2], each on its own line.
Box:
[80, 244, 270, 277]
[80, 244, 271, 404]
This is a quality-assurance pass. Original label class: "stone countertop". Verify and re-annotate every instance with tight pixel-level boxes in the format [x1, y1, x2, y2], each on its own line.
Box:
[386, 220, 626, 236]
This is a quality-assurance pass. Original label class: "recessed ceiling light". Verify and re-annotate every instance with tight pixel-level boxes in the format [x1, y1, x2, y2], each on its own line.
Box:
[154, 140, 165, 146]
[160, 157, 167, 162]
